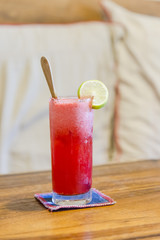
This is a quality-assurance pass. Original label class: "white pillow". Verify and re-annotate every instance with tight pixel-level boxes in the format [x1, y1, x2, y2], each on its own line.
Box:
[0, 22, 116, 174]
[101, 0, 160, 162]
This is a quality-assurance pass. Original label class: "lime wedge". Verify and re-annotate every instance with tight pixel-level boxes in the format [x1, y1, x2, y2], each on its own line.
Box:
[78, 80, 108, 109]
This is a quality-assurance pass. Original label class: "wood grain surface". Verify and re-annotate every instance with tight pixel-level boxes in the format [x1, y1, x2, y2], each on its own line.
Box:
[0, 0, 102, 24]
[0, 159, 160, 240]
[0, 0, 160, 24]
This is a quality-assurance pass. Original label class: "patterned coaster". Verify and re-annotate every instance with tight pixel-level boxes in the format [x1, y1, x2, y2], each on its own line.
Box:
[34, 188, 116, 211]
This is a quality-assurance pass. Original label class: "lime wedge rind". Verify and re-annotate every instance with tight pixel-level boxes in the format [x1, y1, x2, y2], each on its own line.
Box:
[78, 80, 108, 109]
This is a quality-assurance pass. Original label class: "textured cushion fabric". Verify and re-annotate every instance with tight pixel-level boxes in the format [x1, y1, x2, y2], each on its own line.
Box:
[101, 0, 160, 162]
[0, 22, 116, 174]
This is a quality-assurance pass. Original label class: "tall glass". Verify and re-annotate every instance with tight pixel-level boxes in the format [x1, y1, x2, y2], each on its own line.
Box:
[49, 97, 93, 205]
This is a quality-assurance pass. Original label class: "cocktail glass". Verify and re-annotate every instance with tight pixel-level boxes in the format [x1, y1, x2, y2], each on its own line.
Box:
[49, 97, 93, 205]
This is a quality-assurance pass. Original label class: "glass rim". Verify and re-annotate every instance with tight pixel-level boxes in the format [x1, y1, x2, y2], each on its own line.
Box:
[50, 96, 93, 102]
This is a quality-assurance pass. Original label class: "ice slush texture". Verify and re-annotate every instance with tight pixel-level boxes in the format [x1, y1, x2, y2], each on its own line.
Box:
[49, 98, 93, 195]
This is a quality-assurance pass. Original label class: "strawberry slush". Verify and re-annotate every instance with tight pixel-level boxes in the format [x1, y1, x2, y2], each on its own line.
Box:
[49, 97, 93, 196]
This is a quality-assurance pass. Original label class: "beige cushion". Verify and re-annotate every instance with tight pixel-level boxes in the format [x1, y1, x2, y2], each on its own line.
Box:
[0, 23, 116, 174]
[102, 0, 160, 162]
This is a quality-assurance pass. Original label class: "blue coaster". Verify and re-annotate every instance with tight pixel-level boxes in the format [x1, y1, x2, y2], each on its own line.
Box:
[34, 188, 116, 211]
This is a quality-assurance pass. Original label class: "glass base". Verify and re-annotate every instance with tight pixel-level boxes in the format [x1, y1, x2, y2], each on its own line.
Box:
[52, 189, 92, 206]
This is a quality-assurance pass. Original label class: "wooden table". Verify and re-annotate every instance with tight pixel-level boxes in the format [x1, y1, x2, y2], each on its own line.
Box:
[0, 160, 160, 240]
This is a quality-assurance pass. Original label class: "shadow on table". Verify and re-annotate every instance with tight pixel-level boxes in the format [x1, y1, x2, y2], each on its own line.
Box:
[6, 197, 100, 213]
[6, 197, 45, 212]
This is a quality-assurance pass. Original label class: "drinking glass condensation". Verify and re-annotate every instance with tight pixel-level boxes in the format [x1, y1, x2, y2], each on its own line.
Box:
[49, 97, 93, 205]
